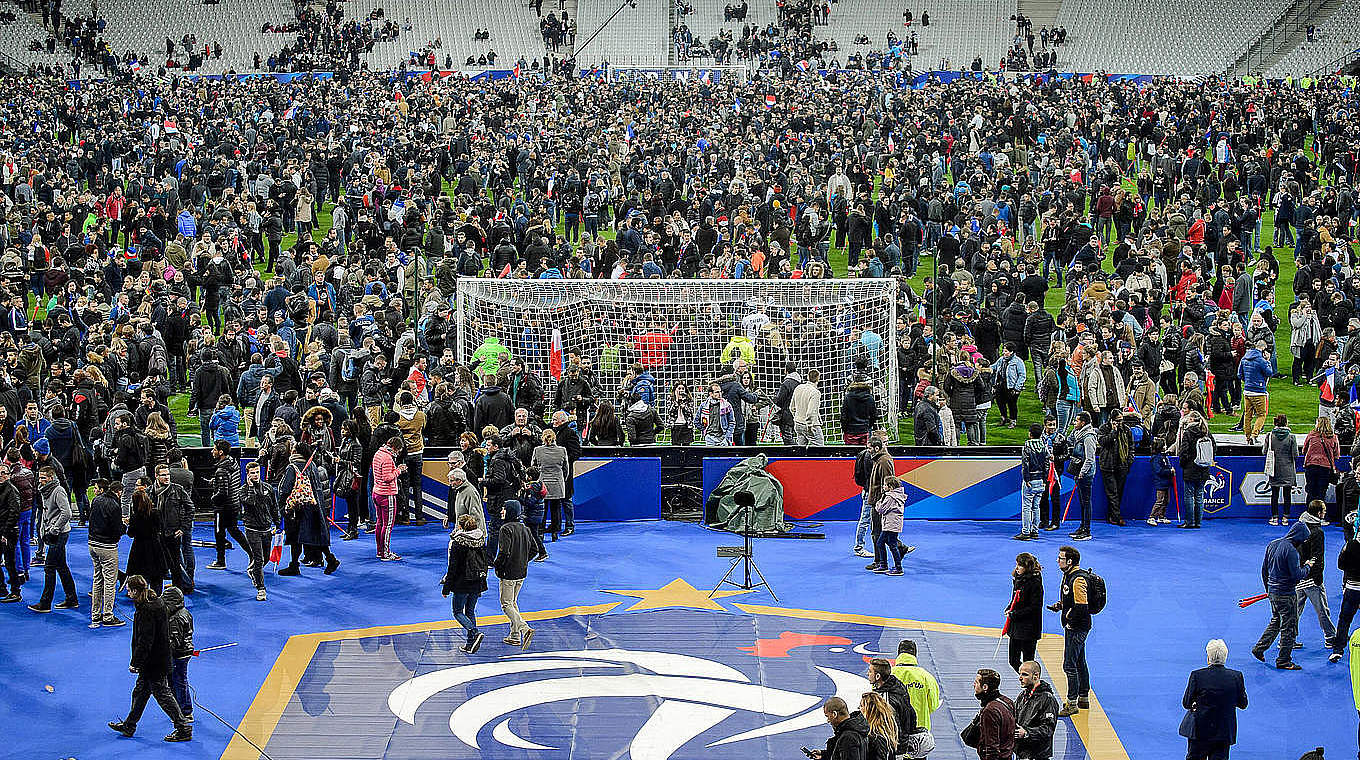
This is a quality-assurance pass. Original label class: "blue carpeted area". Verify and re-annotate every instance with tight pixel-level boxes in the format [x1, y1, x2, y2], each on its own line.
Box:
[0, 517, 1352, 759]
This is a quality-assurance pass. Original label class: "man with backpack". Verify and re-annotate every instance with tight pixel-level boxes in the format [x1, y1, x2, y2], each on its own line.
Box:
[1097, 413, 1133, 527]
[1178, 412, 1215, 529]
[1049, 545, 1095, 717]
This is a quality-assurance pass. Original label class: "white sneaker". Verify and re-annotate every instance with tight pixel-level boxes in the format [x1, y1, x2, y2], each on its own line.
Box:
[256, 589, 267, 601]
[1145, 518, 1157, 526]
[853, 547, 873, 558]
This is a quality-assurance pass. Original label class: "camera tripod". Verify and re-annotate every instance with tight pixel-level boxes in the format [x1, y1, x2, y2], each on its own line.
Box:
[709, 492, 778, 600]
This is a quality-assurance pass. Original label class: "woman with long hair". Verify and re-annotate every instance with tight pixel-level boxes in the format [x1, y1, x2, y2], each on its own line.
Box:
[858, 691, 898, 759]
[125, 484, 167, 594]
[1302, 415, 1341, 517]
[143, 412, 173, 472]
[586, 401, 624, 446]
[459, 431, 485, 487]
[334, 419, 365, 540]
[1006, 552, 1044, 673]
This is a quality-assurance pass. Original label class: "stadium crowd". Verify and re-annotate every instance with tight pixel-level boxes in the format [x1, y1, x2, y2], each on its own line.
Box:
[0, 57, 1354, 614]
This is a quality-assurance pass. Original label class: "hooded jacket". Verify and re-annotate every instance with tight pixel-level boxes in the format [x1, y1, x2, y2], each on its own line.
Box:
[943, 363, 987, 418]
[493, 500, 534, 581]
[472, 385, 515, 433]
[1263, 522, 1313, 595]
[1014, 680, 1060, 759]
[821, 711, 872, 760]
[891, 653, 942, 732]
[130, 594, 174, 678]
[840, 381, 879, 435]
[163, 586, 195, 660]
[442, 526, 488, 595]
[873, 674, 918, 742]
[1238, 347, 1272, 393]
[1296, 512, 1327, 589]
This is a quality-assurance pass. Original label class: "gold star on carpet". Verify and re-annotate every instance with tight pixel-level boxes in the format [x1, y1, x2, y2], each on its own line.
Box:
[601, 578, 753, 612]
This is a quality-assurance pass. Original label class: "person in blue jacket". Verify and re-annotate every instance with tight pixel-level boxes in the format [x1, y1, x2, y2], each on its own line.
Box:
[1147, 439, 1174, 526]
[1237, 341, 1273, 445]
[208, 394, 242, 446]
[1251, 521, 1314, 669]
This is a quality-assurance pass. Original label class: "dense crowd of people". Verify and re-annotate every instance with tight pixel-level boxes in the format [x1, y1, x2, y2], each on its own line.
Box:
[0, 9, 1355, 746]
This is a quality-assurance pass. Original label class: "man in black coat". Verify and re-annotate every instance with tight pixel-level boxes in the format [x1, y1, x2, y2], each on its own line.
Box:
[108, 576, 192, 741]
[772, 362, 802, 444]
[191, 351, 232, 446]
[1179, 639, 1247, 760]
[1013, 661, 1060, 760]
[550, 410, 582, 536]
[809, 697, 869, 760]
[867, 659, 916, 749]
[482, 437, 524, 561]
[494, 499, 535, 649]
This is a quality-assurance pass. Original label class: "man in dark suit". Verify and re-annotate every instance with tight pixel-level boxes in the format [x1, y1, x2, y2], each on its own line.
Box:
[1179, 639, 1248, 760]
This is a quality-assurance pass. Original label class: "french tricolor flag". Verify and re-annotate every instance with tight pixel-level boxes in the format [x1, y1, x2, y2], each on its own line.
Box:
[282, 105, 296, 120]
[549, 328, 563, 379]
[795, 60, 809, 72]
[765, 95, 776, 109]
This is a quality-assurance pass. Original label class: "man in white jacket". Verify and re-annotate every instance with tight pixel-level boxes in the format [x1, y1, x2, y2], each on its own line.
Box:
[791, 370, 824, 445]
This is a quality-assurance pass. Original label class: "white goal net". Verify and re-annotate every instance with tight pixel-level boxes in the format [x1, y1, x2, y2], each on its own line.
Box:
[456, 279, 899, 442]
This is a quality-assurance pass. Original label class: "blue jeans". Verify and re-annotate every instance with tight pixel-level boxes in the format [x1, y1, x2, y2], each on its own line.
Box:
[1184, 479, 1206, 527]
[170, 656, 192, 717]
[1254, 592, 1299, 665]
[875, 529, 905, 571]
[854, 494, 872, 548]
[1056, 400, 1077, 436]
[1075, 475, 1093, 533]
[1020, 479, 1044, 534]
[1332, 588, 1360, 657]
[1062, 627, 1089, 701]
[199, 416, 211, 447]
[16, 510, 31, 574]
[450, 592, 480, 643]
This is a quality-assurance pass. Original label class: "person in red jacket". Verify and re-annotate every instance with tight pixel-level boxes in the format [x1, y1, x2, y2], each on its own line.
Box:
[371, 436, 407, 561]
[963, 668, 1016, 760]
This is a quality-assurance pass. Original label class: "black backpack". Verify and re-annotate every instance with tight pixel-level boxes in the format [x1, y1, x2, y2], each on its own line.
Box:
[1050, 434, 1072, 462]
[1082, 568, 1107, 614]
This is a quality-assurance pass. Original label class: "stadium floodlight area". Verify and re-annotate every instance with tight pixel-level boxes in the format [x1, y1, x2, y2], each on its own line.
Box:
[456, 278, 900, 442]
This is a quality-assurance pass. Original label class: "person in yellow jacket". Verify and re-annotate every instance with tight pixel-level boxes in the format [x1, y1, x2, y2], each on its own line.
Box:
[891, 639, 941, 758]
[720, 334, 756, 365]
[1351, 627, 1360, 713]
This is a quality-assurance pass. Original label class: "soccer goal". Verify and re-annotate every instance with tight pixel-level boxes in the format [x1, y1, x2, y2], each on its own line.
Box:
[455, 279, 900, 442]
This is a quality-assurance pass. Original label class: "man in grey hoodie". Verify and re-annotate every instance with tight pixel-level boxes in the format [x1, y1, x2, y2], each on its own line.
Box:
[1068, 412, 1098, 541]
[28, 466, 77, 613]
[1294, 500, 1337, 649]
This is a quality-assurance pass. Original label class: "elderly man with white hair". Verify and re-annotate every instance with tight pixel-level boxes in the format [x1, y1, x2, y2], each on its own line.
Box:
[444, 452, 485, 534]
[1178, 639, 1248, 760]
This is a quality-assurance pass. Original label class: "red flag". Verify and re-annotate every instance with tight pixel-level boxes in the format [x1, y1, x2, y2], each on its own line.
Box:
[499, 263, 512, 278]
[268, 532, 284, 565]
[549, 328, 563, 380]
[1000, 590, 1021, 636]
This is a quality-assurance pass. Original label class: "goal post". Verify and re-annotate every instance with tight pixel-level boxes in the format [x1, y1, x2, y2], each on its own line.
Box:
[456, 278, 899, 442]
